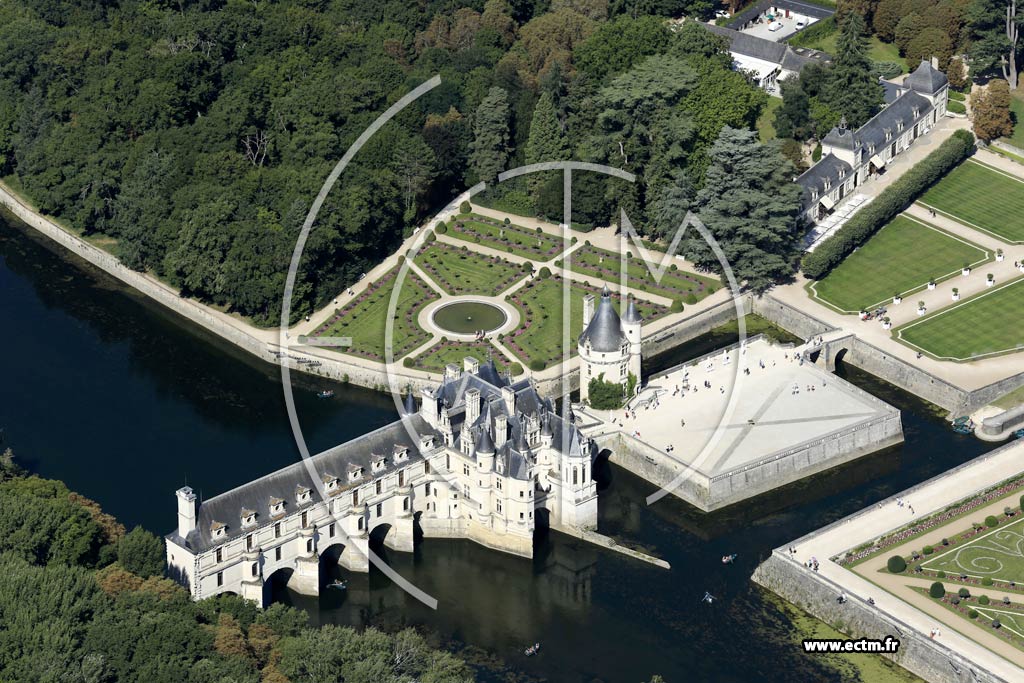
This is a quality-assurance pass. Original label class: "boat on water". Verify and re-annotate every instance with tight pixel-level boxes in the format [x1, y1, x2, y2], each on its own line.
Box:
[317, 390, 335, 399]
[721, 554, 737, 564]
[1014, 428, 1024, 439]
[951, 416, 974, 435]
[327, 579, 347, 590]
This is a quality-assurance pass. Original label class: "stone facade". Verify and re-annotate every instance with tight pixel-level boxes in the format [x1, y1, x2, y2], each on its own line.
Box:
[578, 288, 642, 403]
[166, 360, 598, 606]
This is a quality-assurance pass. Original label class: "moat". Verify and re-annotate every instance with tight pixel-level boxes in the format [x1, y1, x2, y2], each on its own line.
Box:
[0, 211, 1000, 682]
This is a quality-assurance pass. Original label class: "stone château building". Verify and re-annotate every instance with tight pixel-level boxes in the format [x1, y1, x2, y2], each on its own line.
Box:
[166, 359, 598, 606]
[578, 287, 643, 403]
[797, 59, 950, 223]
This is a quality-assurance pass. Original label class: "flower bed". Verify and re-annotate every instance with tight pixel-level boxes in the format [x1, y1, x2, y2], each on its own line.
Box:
[561, 244, 720, 304]
[449, 213, 564, 258]
[836, 477, 1024, 567]
[915, 586, 1024, 652]
[416, 240, 526, 296]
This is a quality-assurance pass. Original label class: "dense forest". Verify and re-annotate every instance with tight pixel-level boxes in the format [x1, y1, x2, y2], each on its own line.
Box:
[0, 449, 476, 683]
[0, 0, 803, 323]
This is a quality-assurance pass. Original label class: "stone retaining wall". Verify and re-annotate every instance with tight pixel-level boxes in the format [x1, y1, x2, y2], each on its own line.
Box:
[982, 405, 1024, 437]
[753, 552, 1008, 683]
[751, 295, 835, 340]
[642, 296, 750, 357]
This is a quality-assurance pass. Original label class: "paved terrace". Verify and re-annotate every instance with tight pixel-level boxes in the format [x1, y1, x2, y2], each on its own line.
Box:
[784, 440, 1024, 679]
[586, 337, 894, 476]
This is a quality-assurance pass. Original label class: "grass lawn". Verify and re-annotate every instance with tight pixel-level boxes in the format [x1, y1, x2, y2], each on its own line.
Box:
[309, 266, 439, 362]
[560, 243, 721, 305]
[921, 515, 1024, 582]
[757, 97, 782, 142]
[407, 339, 520, 375]
[809, 215, 990, 313]
[447, 213, 565, 259]
[1002, 93, 1024, 149]
[504, 277, 667, 370]
[802, 33, 902, 69]
[896, 278, 1024, 361]
[919, 159, 1024, 243]
[994, 384, 1024, 410]
[415, 240, 527, 296]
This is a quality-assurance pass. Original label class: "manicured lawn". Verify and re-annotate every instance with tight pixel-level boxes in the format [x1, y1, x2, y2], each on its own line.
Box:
[809, 215, 990, 313]
[407, 339, 519, 375]
[504, 276, 667, 370]
[446, 213, 566, 259]
[1002, 93, 1024, 148]
[757, 97, 782, 142]
[896, 278, 1024, 361]
[802, 33, 902, 69]
[921, 515, 1024, 582]
[415, 240, 527, 296]
[994, 384, 1024, 410]
[560, 243, 721, 305]
[309, 266, 439, 362]
[919, 159, 1024, 243]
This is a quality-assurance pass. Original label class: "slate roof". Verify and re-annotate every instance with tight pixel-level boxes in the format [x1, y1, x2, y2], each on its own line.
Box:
[727, 0, 835, 29]
[579, 287, 627, 353]
[171, 367, 591, 554]
[623, 296, 643, 324]
[705, 24, 831, 72]
[881, 79, 904, 105]
[904, 60, 948, 95]
[795, 153, 852, 201]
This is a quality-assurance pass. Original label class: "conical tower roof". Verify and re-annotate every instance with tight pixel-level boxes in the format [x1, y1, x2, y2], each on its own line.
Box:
[623, 295, 642, 323]
[579, 286, 627, 352]
[475, 424, 495, 454]
[403, 392, 416, 415]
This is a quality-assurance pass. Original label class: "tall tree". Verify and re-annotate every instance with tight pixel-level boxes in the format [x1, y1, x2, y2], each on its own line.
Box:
[971, 79, 1015, 139]
[825, 12, 885, 127]
[691, 127, 804, 291]
[968, 0, 1022, 88]
[524, 92, 568, 195]
[470, 86, 512, 185]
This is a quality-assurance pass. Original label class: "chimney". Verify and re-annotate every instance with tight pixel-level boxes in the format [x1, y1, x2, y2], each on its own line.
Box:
[466, 388, 481, 423]
[176, 487, 197, 539]
[582, 294, 595, 332]
[464, 356, 480, 374]
[495, 414, 508, 448]
[444, 363, 461, 381]
[502, 385, 516, 414]
[931, 55, 938, 69]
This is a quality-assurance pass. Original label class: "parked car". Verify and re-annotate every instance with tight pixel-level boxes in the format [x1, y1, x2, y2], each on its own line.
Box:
[795, 19, 806, 29]
[715, 10, 730, 18]
[768, 20, 784, 31]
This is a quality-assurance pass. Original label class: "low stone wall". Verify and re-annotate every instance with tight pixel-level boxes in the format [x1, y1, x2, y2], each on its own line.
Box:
[968, 371, 1024, 416]
[841, 338, 969, 413]
[753, 552, 1008, 683]
[642, 296, 750, 357]
[751, 294, 835, 340]
[982, 405, 1024, 438]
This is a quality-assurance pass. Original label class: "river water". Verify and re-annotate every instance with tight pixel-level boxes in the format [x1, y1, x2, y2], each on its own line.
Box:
[0, 212, 998, 682]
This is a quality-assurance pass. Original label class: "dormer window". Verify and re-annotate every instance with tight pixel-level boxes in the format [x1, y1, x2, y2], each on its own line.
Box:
[241, 508, 257, 528]
[419, 434, 435, 451]
[345, 465, 361, 483]
[868, 143, 875, 154]
[269, 497, 286, 517]
[811, 189, 819, 201]
[371, 454, 386, 473]
[211, 521, 227, 538]
[393, 444, 409, 463]
[295, 485, 312, 505]
[823, 177, 831, 190]
[838, 167, 846, 179]
[912, 106, 920, 118]
[897, 120, 904, 131]
[885, 129, 892, 141]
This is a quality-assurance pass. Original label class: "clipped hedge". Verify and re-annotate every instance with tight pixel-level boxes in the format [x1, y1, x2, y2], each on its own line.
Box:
[930, 581, 946, 598]
[887, 555, 907, 573]
[801, 129, 976, 280]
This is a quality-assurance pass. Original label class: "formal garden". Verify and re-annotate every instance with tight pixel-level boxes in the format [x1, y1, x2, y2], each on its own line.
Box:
[405, 339, 521, 376]
[309, 265, 439, 362]
[919, 159, 1024, 244]
[557, 242, 721, 307]
[503, 276, 667, 371]
[441, 212, 566, 259]
[415, 239, 529, 296]
[915, 583, 1024, 651]
[895, 278, 1024, 360]
[808, 215, 990, 313]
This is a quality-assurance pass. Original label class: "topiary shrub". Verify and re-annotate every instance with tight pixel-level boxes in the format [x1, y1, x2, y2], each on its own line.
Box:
[537, 266, 551, 278]
[424, 230, 436, 243]
[503, 217, 511, 225]
[801, 130, 975, 280]
[982, 577, 993, 586]
[958, 587, 970, 598]
[436, 221, 448, 234]
[979, 595, 990, 605]
[929, 581, 945, 599]
[670, 300, 684, 313]
[403, 357, 415, 368]
[509, 362, 524, 376]
[812, 141, 822, 162]
[459, 200, 471, 214]
[937, 570, 946, 578]
[969, 609, 979, 619]
[887, 555, 907, 573]
[986, 515, 999, 528]
[923, 545, 934, 555]
[528, 359, 546, 372]
[951, 596, 961, 605]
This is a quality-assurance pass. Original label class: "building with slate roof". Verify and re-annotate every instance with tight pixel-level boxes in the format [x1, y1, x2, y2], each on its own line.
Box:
[796, 59, 949, 223]
[578, 287, 643, 403]
[705, 23, 832, 93]
[167, 357, 598, 606]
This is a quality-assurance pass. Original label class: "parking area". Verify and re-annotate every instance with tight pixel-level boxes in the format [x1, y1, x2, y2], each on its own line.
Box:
[741, 15, 812, 42]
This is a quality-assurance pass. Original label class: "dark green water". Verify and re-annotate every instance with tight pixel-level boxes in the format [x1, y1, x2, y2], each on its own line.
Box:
[432, 300, 507, 335]
[0, 212, 997, 682]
